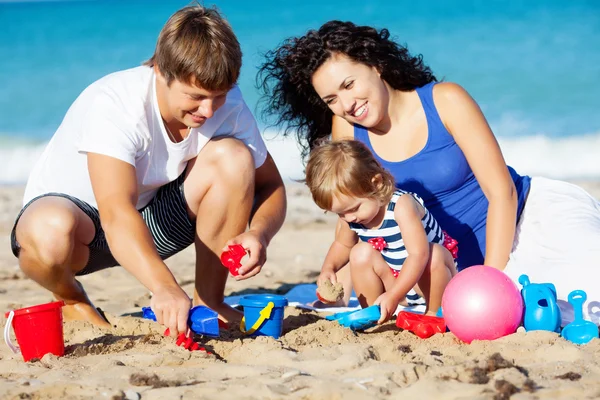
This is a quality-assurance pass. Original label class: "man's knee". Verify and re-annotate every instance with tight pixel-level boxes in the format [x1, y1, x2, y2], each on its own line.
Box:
[186, 138, 256, 206]
[16, 200, 83, 267]
[203, 138, 255, 178]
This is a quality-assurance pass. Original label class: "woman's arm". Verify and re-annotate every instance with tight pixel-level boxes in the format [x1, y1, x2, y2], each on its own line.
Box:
[434, 82, 517, 270]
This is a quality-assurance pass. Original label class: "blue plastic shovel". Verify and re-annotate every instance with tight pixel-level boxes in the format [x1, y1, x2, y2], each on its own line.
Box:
[561, 290, 599, 345]
[142, 305, 220, 337]
[326, 305, 381, 331]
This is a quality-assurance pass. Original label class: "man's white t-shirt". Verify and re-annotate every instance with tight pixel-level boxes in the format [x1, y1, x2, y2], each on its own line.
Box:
[23, 66, 268, 209]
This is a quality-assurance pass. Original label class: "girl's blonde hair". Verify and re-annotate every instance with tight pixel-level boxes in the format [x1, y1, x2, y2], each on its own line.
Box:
[305, 139, 395, 210]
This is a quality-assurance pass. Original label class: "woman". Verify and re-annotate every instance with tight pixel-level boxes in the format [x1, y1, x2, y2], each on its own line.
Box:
[258, 20, 600, 324]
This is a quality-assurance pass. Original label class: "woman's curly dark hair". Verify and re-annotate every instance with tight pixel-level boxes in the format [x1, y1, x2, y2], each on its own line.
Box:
[257, 20, 437, 160]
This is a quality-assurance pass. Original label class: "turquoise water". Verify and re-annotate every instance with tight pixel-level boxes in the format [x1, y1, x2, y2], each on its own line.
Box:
[1, 0, 599, 182]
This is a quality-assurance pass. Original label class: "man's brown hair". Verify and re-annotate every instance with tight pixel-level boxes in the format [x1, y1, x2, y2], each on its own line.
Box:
[145, 4, 242, 90]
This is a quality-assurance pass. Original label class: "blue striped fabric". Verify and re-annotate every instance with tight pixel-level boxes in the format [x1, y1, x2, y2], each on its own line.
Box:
[349, 190, 444, 270]
[348, 189, 445, 306]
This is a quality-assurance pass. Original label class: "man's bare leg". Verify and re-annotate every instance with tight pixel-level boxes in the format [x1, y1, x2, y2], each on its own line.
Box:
[15, 197, 111, 327]
[184, 138, 255, 323]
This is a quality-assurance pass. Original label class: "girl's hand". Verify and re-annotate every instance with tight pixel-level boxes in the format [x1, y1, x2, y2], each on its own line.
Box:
[374, 292, 400, 324]
[317, 268, 337, 287]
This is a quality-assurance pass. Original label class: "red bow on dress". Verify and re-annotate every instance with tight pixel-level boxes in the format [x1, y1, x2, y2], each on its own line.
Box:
[442, 233, 459, 259]
[367, 237, 388, 252]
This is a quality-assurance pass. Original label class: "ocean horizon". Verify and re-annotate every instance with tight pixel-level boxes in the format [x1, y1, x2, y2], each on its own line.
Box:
[1, 0, 599, 183]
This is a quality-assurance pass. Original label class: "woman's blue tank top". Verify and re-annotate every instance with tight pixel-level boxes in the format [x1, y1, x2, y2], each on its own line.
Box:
[354, 82, 531, 270]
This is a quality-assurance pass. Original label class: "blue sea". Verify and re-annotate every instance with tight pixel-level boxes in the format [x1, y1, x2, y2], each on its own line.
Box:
[1, 0, 599, 183]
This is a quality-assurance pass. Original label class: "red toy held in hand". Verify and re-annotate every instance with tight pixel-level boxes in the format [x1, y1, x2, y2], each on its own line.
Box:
[220, 244, 247, 276]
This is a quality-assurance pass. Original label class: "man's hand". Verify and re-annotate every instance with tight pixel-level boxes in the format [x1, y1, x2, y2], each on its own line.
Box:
[150, 283, 192, 337]
[223, 229, 267, 280]
[374, 291, 401, 325]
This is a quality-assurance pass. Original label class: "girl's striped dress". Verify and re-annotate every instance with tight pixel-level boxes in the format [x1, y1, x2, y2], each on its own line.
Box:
[349, 189, 446, 305]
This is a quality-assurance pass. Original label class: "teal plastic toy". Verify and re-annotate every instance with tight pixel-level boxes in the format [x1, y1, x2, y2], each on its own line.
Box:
[519, 274, 561, 333]
[561, 290, 599, 345]
[326, 305, 381, 331]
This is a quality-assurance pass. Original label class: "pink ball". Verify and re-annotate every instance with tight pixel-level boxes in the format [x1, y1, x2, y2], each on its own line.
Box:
[442, 265, 523, 343]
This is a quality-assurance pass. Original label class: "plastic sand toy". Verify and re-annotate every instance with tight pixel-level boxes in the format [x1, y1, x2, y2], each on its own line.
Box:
[142, 305, 219, 337]
[326, 305, 381, 331]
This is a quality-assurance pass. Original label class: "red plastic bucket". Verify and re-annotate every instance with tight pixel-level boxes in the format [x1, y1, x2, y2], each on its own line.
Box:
[4, 301, 65, 362]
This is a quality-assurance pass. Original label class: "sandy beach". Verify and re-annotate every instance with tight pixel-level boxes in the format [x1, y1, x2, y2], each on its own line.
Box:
[1, 181, 600, 400]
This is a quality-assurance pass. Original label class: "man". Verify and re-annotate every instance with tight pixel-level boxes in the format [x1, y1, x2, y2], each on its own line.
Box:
[10, 5, 286, 337]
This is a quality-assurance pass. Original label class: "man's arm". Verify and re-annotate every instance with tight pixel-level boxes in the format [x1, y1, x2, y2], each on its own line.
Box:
[249, 152, 287, 244]
[87, 153, 191, 336]
[233, 152, 287, 278]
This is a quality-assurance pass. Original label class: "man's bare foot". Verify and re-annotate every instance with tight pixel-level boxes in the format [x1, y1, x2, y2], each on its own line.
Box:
[203, 301, 242, 325]
[61, 301, 111, 328]
[52, 279, 111, 328]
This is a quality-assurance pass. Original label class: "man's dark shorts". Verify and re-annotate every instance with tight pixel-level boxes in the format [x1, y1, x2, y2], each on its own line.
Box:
[10, 173, 195, 276]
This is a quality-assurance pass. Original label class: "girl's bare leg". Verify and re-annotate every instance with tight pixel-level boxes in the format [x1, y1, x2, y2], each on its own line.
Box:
[349, 242, 396, 308]
[415, 243, 456, 315]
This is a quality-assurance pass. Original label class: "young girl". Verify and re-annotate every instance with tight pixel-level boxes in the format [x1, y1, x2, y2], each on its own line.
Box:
[306, 139, 457, 323]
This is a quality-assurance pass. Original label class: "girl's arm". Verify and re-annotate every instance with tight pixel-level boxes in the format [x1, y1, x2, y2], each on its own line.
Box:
[376, 194, 431, 322]
[434, 83, 517, 270]
[386, 194, 432, 301]
[318, 219, 358, 285]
